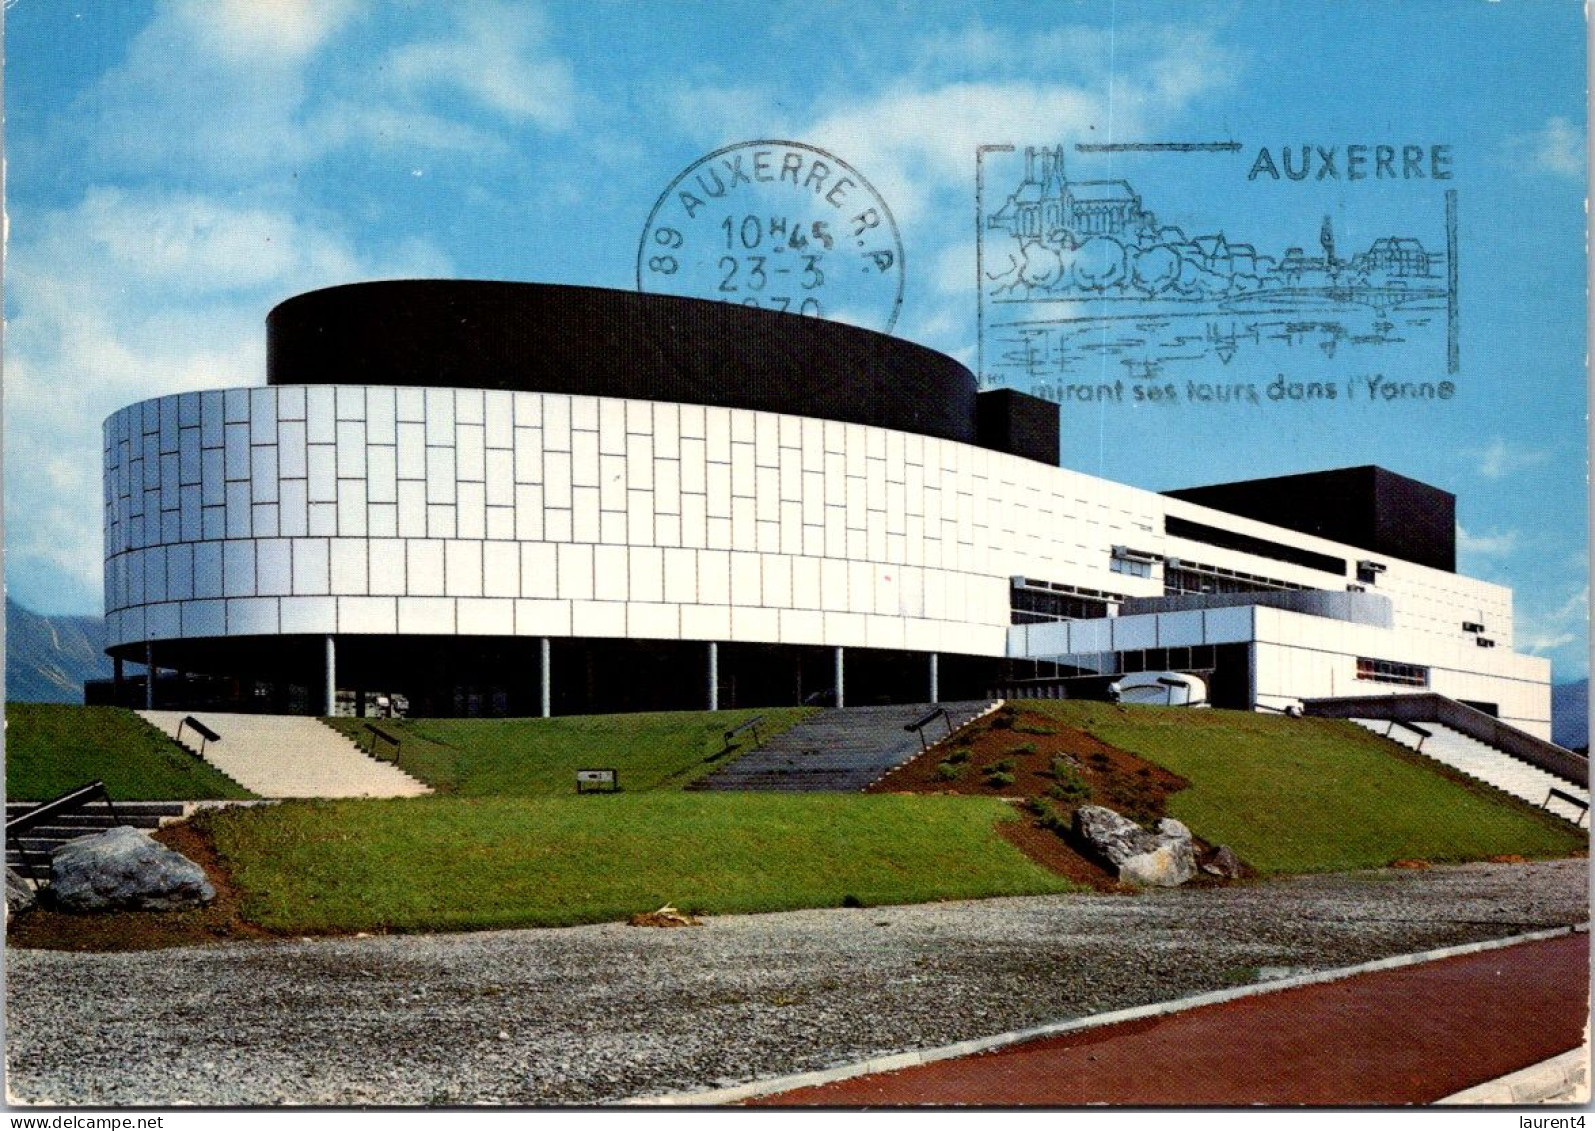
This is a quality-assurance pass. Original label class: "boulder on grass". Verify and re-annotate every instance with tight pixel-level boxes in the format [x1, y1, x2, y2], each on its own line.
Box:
[1072, 804, 1159, 867]
[6, 867, 37, 918]
[50, 826, 214, 912]
[1072, 805, 1195, 887]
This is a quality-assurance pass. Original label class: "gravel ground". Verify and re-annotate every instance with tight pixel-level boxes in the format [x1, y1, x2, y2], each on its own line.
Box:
[5, 859, 1587, 1106]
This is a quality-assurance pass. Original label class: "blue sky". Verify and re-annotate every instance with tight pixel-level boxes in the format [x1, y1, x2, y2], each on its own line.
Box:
[6, 0, 1588, 679]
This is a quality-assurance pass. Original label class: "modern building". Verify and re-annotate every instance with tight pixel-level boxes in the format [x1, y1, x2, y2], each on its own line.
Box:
[96, 282, 1552, 736]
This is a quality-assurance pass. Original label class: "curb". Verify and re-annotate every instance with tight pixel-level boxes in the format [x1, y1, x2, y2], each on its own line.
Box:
[1437, 1045, 1590, 1105]
[623, 922, 1589, 1106]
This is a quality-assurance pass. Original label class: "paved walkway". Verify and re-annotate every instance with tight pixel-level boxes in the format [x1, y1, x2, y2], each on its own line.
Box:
[754, 931, 1590, 1106]
[139, 711, 430, 798]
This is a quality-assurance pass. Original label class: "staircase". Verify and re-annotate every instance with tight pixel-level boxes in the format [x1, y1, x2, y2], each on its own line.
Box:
[1351, 718, 1590, 824]
[4, 800, 186, 874]
[137, 711, 431, 799]
[695, 701, 999, 792]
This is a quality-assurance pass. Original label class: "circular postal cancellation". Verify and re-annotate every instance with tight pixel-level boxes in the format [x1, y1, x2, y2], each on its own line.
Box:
[637, 139, 904, 334]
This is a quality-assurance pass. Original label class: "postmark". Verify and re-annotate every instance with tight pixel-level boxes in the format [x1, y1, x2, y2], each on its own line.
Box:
[975, 141, 1459, 407]
[638, 140, 904, 334]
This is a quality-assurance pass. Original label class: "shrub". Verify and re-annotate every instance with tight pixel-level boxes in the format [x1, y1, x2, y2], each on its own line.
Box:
[1006, 743, 1039, 758]
[1048, 761, 1093, 803]
[945, 747, 971, 765]
[985, 771, 1016, 788]
[1013, 721, 1059, 736]
[990, 758, 1016, 773]
[1028, 797, 1070, 837]
[934, 760, 965, 781]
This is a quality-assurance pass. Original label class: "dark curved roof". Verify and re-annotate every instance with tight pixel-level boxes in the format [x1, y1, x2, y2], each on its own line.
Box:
[267, 281, 978, 444]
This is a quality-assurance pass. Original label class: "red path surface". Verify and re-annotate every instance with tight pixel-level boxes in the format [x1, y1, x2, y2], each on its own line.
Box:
[756, 932, 1590, 1106]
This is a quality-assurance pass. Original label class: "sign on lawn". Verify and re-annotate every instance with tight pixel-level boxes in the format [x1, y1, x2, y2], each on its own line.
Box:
[576, 769, 619, 793]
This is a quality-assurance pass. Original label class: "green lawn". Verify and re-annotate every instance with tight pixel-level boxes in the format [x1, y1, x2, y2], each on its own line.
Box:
[5, 704, 255, 801]
[322, 707, 813, 796]
[1029, 701, 1587, 873]
[203, 792, 1075, 933]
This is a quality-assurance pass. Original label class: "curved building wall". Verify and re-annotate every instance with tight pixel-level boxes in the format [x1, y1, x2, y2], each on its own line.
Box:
[104, 384, 1023, 657]
[101, 382, 1549, 731]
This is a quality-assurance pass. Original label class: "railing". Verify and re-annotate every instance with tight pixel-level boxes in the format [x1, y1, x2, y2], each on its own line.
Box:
[1545, 787, 1589, 827]
[6, 781, 123, 884]
[904, 707, 954, 750]
[364, 724, 402, 763]
[1301, 693, 1587, 787]
[1383, 718, 1432, 753]
[176, 715, 221, 758]
[719, 716, 766, 757]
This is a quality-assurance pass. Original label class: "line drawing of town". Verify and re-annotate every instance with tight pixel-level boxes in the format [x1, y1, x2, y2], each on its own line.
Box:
[977, 145, 1455, 399]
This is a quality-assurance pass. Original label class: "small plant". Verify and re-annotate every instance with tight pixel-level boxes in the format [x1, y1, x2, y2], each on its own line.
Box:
[990, 712, 1015, 730]
[1087, 751, 1112, 766]
[945, 747, 971, 764]
[1028, 796, 1070, 836]
[1005, 743, 1038, 758]
[985, 771, 1016, 788]
[934, 760, 965, 781]
[1048, 760, 1093, 803]
[1013, 721, 1059, 736]
[989, 758, 1016, 773]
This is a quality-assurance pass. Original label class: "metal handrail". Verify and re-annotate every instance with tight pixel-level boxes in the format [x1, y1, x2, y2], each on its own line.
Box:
[176, 715, 221, 757]
[5, 781, 123, 884]
[904, 707, 954, 750]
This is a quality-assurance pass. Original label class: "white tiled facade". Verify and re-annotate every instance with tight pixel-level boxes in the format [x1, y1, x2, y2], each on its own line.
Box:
[103, 384, 1552, 735]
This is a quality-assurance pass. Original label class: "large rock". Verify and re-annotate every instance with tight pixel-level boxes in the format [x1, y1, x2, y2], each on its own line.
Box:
[49, 827, 215, 912]
[1072, 805, 1195, 887]
[6, 867, 37, 917]
[1072, 804, 1159, 867]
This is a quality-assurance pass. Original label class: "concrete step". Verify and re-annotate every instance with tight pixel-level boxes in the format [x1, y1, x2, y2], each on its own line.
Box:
[1352, 719, 1589, 825]
[697, 701, 1000, 793]
[137, 711, 432, 799]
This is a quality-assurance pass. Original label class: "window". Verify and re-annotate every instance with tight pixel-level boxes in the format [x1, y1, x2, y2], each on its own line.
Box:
[1166, 515, 1347, 575]
[1163, 559, 1305, 596]
[1355, 657, 1429, 687]
[1110, 556, 1152, 579]
[1010, 578, 1119, 624]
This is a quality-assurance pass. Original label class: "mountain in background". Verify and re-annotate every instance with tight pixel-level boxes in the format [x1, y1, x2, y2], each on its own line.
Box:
[1552, 678, 1589, 751]
[6, 598, 113, 703]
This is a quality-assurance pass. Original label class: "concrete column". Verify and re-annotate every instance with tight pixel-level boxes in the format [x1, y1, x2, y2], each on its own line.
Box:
[540, 637, 552, 718]
[114, 657, 125, 703]
[144, 642, 155, 710]
[834, 646, 845, 709]
[323, 635, 337, 716]
[708, 641, 720, 712]
[929, 652, 940, 704]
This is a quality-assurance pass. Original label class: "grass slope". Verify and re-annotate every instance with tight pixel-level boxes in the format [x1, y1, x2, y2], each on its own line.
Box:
[5, 704, 254, 801]
[323, 708, 813, 796]
[1030, 701, 1586, 873]
[203, 793, 1074, 933]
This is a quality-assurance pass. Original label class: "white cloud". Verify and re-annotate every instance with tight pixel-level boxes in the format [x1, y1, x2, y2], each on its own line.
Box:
[383, 3, 576, 130]
[1471, 436, 1552, 479]
[67, 0, 574, 178]
[1455, 524, 1520, 559]
[4, 189, 450, 609]
[1508, 116, 1586, 180]
[1519, 585, 1589, 665]
[664, 22, 1237, 226]
[181, 0, 367, 65]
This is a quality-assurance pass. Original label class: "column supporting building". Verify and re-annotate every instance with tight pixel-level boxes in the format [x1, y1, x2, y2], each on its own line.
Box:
[540, 637, 552, 718]
[834, 646, 845, 709]
[929, 652, 940, 704]
[324, 634, 337, 716]
[144, 642, 155, 710]
[708, 641, 719, 712]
